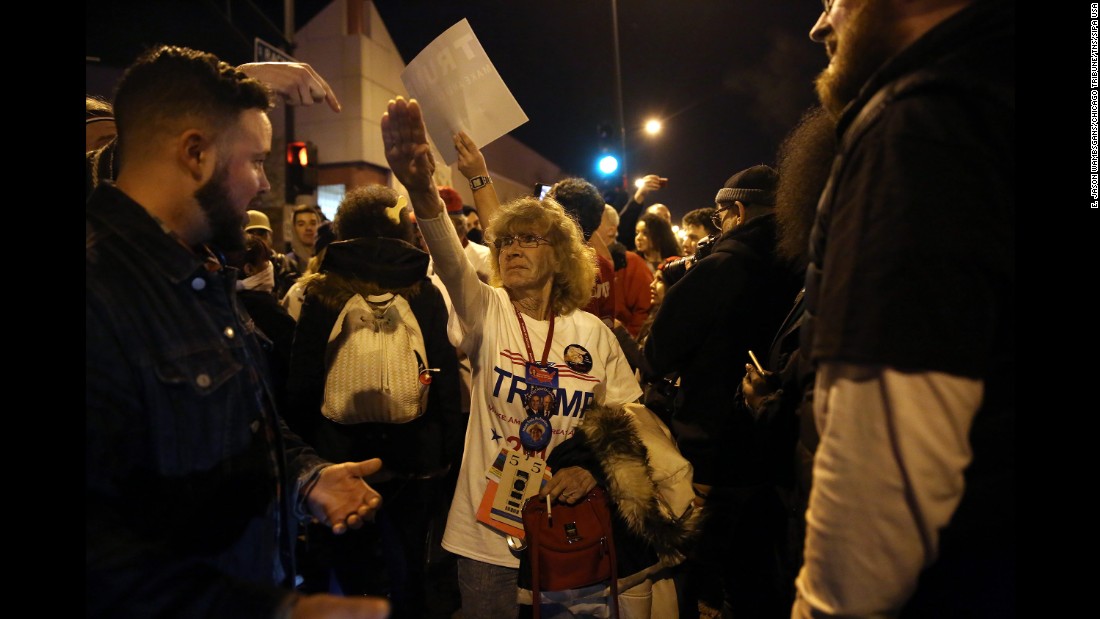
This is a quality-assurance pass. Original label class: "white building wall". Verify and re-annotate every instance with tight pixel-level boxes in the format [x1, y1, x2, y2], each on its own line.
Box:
[291, 0, 564, 205]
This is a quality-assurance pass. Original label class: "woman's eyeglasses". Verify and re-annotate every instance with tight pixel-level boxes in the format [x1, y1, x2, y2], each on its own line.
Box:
[493, 234, 551, 250]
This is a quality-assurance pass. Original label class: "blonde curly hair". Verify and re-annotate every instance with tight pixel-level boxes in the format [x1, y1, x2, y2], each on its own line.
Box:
[485, 197, 596, 315]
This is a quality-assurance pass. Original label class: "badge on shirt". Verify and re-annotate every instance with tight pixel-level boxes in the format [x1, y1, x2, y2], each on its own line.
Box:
[523, 384, 557, 417]
[564, 344, 593, 374]
[525, 361, 559, 387]
[521, 370, 557, 452]
[519, 414, 552, 451]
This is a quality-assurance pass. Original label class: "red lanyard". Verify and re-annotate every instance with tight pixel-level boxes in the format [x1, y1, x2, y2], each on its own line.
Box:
[514, 306, 555, 366]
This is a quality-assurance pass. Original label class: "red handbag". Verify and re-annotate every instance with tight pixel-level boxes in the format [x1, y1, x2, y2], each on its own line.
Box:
[521, 486, 619, 619]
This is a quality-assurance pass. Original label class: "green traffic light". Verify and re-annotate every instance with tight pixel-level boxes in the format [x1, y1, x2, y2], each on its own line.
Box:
[598, 155, 619, 175]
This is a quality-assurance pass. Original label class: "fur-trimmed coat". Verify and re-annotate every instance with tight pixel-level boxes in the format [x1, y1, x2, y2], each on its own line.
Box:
[518, 402, 703, 598]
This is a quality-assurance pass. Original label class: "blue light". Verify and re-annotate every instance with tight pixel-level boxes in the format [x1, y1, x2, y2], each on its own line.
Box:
[598, 155, 619, 175]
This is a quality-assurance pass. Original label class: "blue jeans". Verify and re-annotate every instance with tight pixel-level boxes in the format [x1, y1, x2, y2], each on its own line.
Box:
[456, 556, 519, 619]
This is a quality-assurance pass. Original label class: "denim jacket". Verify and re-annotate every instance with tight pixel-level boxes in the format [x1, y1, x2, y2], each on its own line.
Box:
[87, 183, 328, 619]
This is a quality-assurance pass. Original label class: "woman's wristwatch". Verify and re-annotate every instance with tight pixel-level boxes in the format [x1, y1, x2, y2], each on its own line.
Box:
[469, 175, 492, 191]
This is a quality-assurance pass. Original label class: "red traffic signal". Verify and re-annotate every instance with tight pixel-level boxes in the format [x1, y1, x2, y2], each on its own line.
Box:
[285, 141, 318, 201]
[287, 141, 313, 166]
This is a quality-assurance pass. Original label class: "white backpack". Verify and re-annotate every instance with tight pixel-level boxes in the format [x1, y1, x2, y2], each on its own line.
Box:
[321, 293, 429, 424]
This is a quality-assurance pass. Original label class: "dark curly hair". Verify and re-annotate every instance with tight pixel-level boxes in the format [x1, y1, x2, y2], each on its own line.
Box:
[547, 177, 605, 241]
[333, 185, 414, 244]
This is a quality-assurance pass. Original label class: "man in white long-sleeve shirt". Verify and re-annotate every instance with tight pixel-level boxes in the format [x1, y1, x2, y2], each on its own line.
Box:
[793, 0, 1013, 617]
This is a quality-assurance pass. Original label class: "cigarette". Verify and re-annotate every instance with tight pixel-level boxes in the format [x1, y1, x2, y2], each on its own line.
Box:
[546, 494, 552, 523]
[748, 350, 764, 374]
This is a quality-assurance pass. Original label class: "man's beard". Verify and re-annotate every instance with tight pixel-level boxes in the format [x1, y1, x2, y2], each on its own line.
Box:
[814, 0, 898, 118]
[775, 106, 837, 268]
[195, 162, 247, 252]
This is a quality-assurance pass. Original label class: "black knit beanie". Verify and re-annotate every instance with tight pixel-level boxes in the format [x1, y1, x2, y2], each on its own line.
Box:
[714, 164, 778, 207]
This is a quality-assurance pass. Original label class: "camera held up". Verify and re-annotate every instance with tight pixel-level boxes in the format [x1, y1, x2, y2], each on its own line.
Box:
[660, 233, 718, 288]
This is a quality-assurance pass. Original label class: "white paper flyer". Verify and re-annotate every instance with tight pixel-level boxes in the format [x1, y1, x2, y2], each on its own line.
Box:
[401, 19, 528, 165]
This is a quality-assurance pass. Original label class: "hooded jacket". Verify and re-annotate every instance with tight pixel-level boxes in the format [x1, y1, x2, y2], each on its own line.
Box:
[285, 237, 464, 476]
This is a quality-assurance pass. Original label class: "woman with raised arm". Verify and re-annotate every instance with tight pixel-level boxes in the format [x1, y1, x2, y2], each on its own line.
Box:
[382, 97, 641, 618]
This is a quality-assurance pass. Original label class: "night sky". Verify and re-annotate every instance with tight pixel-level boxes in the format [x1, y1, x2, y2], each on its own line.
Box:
[87, 0, 828, 221]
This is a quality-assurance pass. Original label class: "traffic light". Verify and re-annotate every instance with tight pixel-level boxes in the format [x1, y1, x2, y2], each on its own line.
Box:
[286, 140, 318, 202]
[594, 122, 621, 181]
[597, 154, 620, 175]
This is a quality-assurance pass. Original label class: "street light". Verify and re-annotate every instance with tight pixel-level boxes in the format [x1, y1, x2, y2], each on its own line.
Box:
[644, 119, 662, 135]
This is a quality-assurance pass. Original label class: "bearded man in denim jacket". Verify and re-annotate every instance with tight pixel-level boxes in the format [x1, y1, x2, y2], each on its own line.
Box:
[86, 45, 389, 619]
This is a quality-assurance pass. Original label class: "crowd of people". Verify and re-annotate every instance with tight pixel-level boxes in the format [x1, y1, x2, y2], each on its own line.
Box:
[87, 0, 1013, 617]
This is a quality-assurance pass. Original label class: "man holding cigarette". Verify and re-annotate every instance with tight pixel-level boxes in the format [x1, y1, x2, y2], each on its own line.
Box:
[642, 165, 803, 617]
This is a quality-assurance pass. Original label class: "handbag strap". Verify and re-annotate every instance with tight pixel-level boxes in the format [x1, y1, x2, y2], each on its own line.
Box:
[593, 487, 620, 619]
[530, 501, 543, 619]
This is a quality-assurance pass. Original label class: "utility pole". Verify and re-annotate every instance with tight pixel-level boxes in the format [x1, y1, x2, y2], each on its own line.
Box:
[611, 0, 628, 188]
[284, 0, 296, 161]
